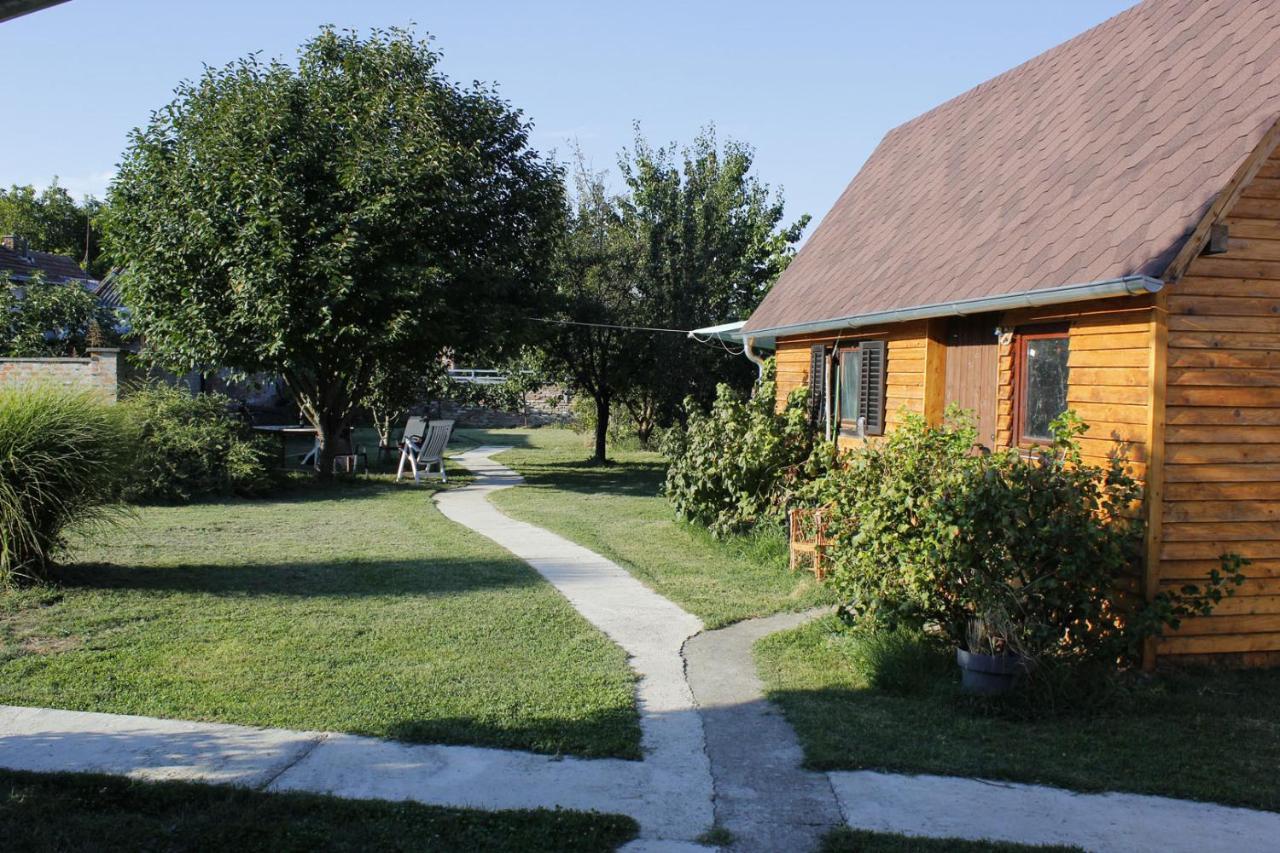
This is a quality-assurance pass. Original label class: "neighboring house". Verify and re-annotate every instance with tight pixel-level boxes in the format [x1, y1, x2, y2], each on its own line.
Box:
[0, 233, 97, 289]
[701, 0, 1280, 667]
[0, 233, 123, 315]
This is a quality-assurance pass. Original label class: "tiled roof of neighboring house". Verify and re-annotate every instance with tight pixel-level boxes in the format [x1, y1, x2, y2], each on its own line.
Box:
[91, 269, 125, 310]
[0, 239, 94, 285]
[745, 0, 1280, 334]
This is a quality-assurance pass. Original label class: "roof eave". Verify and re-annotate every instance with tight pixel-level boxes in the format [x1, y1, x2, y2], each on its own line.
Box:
[742, 275, 1163, 350]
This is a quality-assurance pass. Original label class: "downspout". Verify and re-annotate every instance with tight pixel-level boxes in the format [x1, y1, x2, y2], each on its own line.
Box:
[744, 336, 768, 383]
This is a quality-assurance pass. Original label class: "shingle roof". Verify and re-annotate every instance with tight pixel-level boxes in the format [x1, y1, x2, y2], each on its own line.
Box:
[745, 0, 1280, 335]
[0, 243, 94, 285]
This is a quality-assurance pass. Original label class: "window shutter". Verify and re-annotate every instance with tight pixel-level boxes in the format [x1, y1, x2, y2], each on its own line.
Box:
[859, 340, 886, 435]
[807, 344, 826, 427]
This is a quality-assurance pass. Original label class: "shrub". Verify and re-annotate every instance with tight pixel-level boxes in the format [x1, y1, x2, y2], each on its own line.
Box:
[119, 384, 275, 503]
[814, 407, 1244, 667]
[661, 369, 831, 537]
[0, 385, 136, 586]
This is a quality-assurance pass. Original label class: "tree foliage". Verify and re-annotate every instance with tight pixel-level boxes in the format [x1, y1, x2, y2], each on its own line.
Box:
[105, 27, 563, 474]
[0, 182, 106, 277]
[535, 159, 643, 463]
[619, 126, 808, 429]
[0, 272, 119, 357]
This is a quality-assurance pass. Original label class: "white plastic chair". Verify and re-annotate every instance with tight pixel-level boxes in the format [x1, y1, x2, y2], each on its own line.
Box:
[396, 419, 454, 484]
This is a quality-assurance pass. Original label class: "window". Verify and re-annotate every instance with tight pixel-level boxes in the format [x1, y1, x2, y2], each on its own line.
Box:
[833, 340, 887, 437]
[837, 346, 862, 426]
[1015, 327, 1070, 443]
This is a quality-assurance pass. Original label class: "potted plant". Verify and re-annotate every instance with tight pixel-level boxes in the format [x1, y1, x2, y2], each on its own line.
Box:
[954, 615, 1031, 695]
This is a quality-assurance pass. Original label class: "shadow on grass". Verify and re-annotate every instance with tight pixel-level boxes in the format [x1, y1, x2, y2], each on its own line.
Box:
[384, 707, 644, 759]
[0, 768, 639, 853]
[512, 459, 667, 498]
[48, 556, 541, 600]
[450, 429, 536, 450]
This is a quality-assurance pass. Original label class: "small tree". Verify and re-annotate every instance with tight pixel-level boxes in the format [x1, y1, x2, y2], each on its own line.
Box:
[106, 28, 563, 475]
[536, 160, 644, 463]
[0, 272, 119, 357]
[619, 126, 808, 427]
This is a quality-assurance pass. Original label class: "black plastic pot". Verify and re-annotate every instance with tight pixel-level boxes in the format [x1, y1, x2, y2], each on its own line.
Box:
[955, 648, 1027, 695]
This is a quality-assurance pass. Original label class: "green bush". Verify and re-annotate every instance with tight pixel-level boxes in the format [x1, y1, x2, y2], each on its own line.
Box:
[119, 384, 275, 503]
[812, 407, 1244, 667]
[661, 369, 831, 537]
[0, 385, 136, 586]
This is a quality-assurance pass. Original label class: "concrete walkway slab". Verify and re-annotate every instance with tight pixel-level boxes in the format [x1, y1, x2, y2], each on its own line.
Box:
[435, 448, 714, 843]
[830, 770, 1280, 853]
[684, 610, 842, 853]
[0, 705, 324, 788]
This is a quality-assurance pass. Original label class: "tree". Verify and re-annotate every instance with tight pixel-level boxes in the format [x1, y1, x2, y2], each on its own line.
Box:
[105, 28, 563, 475]
[0, 272, 119, 357]
[619, 127, 808, 435]
[362, 358, 448, 455]
[0, 182, 107, 277]
[537, 161, 644, 463]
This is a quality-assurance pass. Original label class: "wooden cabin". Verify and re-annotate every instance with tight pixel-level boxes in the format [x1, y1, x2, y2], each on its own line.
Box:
[712, 0, 1280, 667]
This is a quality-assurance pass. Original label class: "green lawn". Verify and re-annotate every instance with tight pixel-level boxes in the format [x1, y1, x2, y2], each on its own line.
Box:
[756, 615, 1280, 811]
[457, 427, 832, 629]
[0, 478, 640, 759]
[0, 769, 637, 853]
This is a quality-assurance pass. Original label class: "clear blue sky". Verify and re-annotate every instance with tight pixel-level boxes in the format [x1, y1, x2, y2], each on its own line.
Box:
[1, 0, 1136, 239]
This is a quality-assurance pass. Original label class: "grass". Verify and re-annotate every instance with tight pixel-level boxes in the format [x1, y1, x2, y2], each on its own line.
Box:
[0, 476, 640, 759]
[756, 615, 1280, 811]
[821, 828, 1082, 852]
[0, 768, 638, 852]
[458, 427, 832, 628]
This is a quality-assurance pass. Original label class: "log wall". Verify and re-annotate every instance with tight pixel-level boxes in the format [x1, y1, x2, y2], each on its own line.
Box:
[1155, 150, 1280, 664]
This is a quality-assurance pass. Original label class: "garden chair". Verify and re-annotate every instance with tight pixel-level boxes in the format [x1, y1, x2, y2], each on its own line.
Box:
[788, 504, 834, 580]
[396, 419, 454, 484]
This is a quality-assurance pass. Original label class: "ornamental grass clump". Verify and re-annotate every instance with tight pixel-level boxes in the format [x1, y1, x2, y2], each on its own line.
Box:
[0, 385, 137, 586]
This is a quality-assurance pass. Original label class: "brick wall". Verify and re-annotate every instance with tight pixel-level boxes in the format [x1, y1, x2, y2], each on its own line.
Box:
[0, 348, 125, 402]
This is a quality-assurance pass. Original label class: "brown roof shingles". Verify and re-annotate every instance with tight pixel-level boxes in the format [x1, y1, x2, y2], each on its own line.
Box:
[746, 0, 1280, 333]
[0, 244, 94, 285]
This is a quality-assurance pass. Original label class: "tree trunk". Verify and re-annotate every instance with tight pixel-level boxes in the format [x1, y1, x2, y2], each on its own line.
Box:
[285, 373, 357, 480]
[315, 409, 350, 478]
[593, 393, 610, 464]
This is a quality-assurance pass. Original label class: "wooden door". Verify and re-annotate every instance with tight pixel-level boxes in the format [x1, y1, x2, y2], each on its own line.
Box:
[944, 314, 999, 447]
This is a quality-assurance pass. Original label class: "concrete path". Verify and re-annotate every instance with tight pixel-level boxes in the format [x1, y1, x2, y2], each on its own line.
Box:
[684, 609, 843, 853]
[0, 704, 658, 829]
[830, 770, 1280, 853]
[434, 447, 714, 846]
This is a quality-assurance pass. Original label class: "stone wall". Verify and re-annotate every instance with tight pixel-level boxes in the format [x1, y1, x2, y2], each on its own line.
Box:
[0, 348, 125, 402]
[434, 384, 574, 428]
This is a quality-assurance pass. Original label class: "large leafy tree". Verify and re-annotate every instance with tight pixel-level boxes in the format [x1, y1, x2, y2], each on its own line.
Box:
[0, 182, 106, 277]
[105, 28, 563, 473]
[537, 161, 645, 463]
[619, 127, 808, 433]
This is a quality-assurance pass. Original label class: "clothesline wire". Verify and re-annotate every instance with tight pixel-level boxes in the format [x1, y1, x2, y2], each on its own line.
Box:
[524, 317, 749, 355]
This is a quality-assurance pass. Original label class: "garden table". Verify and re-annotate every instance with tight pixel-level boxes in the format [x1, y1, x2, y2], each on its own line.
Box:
[252, 424, 319, 467]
